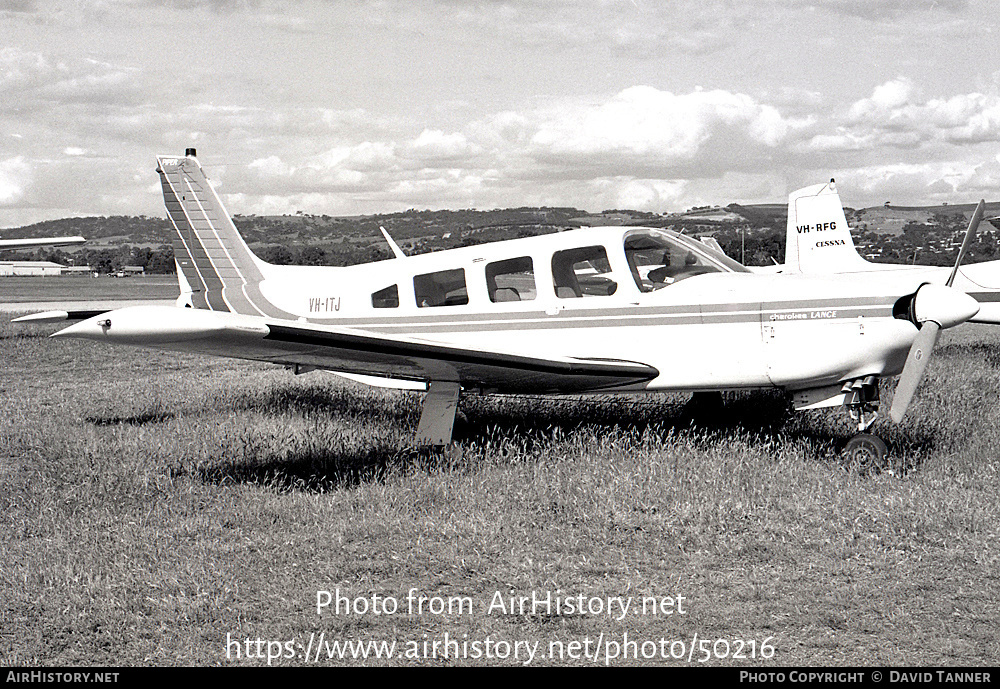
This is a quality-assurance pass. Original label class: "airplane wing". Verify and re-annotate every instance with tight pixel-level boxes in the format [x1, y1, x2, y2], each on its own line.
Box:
[52, 305, 659, 394]
[0, 236, 86, 250]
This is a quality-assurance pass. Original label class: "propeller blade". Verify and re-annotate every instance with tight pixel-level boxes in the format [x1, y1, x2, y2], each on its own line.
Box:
[889, 321, 940, 423]
[946, 199, 986, 287]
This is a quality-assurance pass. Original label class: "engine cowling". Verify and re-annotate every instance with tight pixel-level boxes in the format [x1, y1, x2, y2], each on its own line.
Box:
[894, 283, 979, 330]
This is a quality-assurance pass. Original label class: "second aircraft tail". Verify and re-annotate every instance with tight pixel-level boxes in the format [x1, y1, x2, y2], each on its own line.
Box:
[785, 181, 872, 274]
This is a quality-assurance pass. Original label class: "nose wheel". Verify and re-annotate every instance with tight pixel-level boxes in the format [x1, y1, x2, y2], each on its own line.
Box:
[843, 432, 889, 474]
[842, 376, 890, 472]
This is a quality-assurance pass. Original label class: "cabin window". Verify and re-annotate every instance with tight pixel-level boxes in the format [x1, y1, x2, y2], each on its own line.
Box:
[486, 256, 536, 302]
[414, 268, 469, 307]
[624, 230, 723, 292]
[551, 245, 618, 298]
[371, 284, 399, 308]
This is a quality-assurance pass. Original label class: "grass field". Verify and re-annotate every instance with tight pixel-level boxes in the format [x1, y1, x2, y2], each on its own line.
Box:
[0, 276, 178, 304]
[1, 298, 998, 666]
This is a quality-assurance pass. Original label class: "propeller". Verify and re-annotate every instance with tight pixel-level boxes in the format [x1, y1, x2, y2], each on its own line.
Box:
[889, 200, 985, 423]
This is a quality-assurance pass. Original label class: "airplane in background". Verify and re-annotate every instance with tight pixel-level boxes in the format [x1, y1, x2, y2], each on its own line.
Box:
[758, 181, 1000, 324]
[32, 150, 1000, 466]
[0, 235, 86, 250]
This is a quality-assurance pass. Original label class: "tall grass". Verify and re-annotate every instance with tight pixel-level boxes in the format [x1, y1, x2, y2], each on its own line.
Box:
[1, 317, 998, 665]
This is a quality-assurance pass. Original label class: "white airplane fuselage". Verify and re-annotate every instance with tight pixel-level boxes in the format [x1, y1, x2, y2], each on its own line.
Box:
[151, 224, 926, 394]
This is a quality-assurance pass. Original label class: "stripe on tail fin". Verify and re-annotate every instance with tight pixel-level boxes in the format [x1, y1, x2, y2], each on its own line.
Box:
[786, 181, 872, 274]
[157, 152, 292, 318]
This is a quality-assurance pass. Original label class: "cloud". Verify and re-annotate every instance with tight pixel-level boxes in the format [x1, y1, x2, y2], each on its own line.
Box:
[965, 155, 1000, 194]
[804, 130, 869, 152]
[229, 86, 810, 204]
[0, 0, 39, 13]
[149, 0, 263, 10]
[602, 178, 688, 212]
[244, 140, 397, 195]
[0, 156, 31, 206]
[3, 26, 998, 225]
[407, 129, 479, 163]
[0, 47, 142, 113]
[848, 78, 917, 118]
[0, 47, 48, 92]
[800, 79, 1000, 156]
[524, 86, 807, 178]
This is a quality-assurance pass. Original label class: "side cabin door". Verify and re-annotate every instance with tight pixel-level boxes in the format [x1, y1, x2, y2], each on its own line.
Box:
[695, 284, 768, 389]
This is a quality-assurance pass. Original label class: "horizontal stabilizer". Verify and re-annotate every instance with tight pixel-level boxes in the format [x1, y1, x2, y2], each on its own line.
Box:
[11, 309, 107, 324]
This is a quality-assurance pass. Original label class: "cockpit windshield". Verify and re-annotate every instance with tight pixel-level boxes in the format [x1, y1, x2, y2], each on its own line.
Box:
[624, 229, 746, 293]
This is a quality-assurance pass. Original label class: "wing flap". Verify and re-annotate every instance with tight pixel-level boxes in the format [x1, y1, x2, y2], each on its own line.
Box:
[261, 323, 658, 393]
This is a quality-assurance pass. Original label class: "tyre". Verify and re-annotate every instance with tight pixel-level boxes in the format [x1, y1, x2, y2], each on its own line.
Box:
[843, 433, 889, 475]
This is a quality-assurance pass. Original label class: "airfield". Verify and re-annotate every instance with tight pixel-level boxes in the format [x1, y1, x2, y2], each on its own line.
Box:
[0, 275, 178, 313]
[2, 276, 998, 666]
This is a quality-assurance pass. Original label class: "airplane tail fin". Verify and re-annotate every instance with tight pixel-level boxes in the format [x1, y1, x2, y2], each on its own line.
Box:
[158, 150, 275, 315]
[785, 181, 871, 274]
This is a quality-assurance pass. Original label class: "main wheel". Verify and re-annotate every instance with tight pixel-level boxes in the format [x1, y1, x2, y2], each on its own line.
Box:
[843, 433, 889, 475]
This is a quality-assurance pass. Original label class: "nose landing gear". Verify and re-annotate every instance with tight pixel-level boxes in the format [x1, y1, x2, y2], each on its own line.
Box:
[842, 376, 889, 472]
[845, 376, 880, 433]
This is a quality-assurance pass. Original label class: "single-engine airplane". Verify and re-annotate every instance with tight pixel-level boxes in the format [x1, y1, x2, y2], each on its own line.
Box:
[39, 150, 997, 463]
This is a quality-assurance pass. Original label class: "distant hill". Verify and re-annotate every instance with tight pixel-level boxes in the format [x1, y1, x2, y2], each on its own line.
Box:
[854, 201, 1000, 236]
[0, 216, 173, 246]
[3, 197, 998, 269]
[725, 203, 788, 227]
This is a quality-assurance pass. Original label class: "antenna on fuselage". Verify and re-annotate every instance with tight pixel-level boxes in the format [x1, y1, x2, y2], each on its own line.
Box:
[380, 226, 406, 260]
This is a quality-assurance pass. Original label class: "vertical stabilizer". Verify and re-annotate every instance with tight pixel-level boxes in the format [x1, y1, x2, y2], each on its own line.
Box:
[786, 181, 871, 274]
[157, 151, 277, 316]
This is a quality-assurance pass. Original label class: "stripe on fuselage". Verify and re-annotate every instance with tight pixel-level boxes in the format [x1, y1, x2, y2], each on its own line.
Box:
[289, 296, 898, 334]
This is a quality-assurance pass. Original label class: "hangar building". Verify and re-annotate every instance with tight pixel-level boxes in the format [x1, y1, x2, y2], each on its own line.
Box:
[0, 261, 66, 276]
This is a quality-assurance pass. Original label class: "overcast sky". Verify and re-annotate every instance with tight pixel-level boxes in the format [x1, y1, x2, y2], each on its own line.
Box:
[1, 0, 999, 227]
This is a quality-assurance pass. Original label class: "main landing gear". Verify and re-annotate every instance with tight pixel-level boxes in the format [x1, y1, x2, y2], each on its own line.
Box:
[410, 381, 467, 461]
[841, 376, 889, 473]
[415, 381, 462, 448]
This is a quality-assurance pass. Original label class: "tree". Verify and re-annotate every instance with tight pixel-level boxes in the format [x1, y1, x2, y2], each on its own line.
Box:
[259, 245, 295, 265]
[299, 246, 328, 266]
